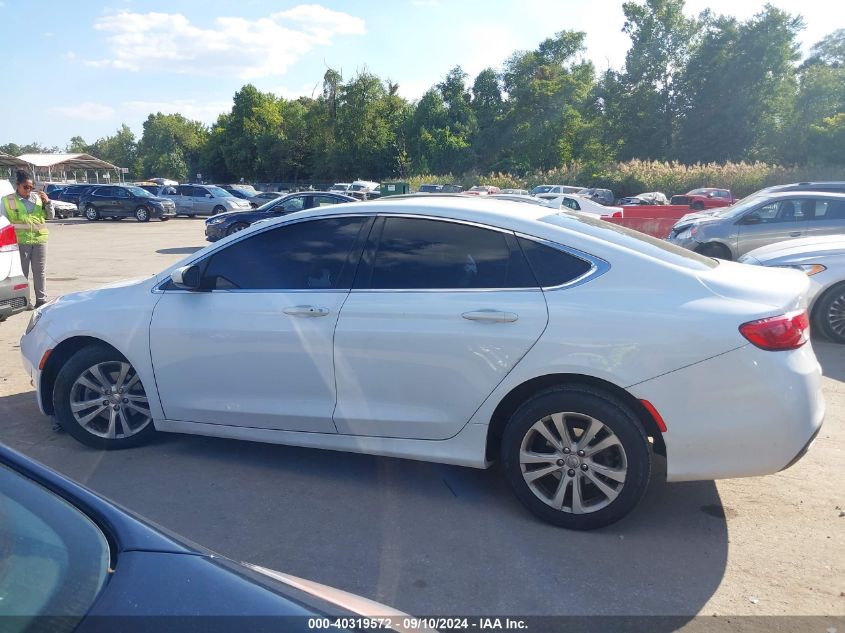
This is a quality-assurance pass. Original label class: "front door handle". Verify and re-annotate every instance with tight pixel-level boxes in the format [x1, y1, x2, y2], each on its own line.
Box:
[283, 305, 330, 317]
[462, 310, 519, 323]
[789, 232, 801, 237]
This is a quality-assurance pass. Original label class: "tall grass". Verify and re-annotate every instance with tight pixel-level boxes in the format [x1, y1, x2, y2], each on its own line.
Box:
[408, 161, 845, 198]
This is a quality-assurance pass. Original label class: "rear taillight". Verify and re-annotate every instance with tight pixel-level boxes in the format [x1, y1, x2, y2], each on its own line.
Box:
[611, 211, 623, 218]
[739, 310, 810, 351]
[0, 224, 18, 252]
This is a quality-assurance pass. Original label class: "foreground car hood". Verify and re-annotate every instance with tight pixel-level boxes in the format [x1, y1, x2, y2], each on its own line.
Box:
[743, 235, 845, 262]
[245, 564, 410, 619]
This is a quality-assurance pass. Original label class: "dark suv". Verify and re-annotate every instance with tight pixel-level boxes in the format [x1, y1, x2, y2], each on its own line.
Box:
[54, 184, 96, 206]
[79, 185, 177, 222]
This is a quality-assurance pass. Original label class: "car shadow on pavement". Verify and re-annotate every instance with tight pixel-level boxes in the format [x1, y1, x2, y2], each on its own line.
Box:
[0, 391, 728, 624]
[156, 247, 204, 255]
[813, 338, 844, 382]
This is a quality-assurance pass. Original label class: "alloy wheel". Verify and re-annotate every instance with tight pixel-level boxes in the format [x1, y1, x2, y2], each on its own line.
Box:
[519, 412, 627, 514]
[827, 292, 845, 338]
[69, 361, 151, 439]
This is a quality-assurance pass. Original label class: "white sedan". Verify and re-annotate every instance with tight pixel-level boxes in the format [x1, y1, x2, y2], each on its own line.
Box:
[20, 198, 824, 529]
[535, 193, 622, 218]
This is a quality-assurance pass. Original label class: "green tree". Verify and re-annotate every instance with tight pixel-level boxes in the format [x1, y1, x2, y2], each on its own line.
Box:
[137, 113, 208, 180]
[676, 6, 803, 162]
[608, 0, 698, 160]
[500, 31, 596, 172]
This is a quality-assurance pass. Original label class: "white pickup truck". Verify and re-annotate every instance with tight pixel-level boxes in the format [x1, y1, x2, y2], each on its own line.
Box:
[0, 180, 30, 321]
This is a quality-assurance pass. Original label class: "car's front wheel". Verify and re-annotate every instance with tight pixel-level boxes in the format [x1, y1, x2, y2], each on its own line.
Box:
[501, 386, 651, 530]
[814, 281, 845, 344]
[53, 345, 156, 449]
[134, 206, 150, 222]
[213, 205, 226, 215]
[84, 205, 99, 221]
[226, 222, 249, 236]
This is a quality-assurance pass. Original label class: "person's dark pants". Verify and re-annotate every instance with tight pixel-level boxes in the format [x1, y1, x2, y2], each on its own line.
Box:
[19, 243, 48, 305]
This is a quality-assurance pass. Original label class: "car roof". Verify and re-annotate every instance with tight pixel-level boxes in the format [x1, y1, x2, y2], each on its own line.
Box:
[758, 191, 845, 200]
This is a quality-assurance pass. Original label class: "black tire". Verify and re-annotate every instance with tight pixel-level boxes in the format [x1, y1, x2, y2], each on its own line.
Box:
[213, 205, 226, 215]
[696, 242, 732, 260]
[226, 222, 249, 236]
[691, 201, 705, 211]
[813, 281, 845, 344]
[53, 345, 156, 450]
[134, 206, 150, 222]
[160, 216, 169, 221]
[84, 205, 100, 221]
[501, 385, 651, 530]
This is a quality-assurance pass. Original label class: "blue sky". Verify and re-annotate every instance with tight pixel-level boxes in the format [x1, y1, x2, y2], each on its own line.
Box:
[2, 0, 842, 149]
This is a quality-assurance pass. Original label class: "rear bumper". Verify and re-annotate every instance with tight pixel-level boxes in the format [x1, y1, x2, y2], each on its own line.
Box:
[630, 343, 824, 481]
[0, 275, 29, 319]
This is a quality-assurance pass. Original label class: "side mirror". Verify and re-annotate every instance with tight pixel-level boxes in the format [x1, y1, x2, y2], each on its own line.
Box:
[170, 264, 201, 290]
[742, 212, 762, 225]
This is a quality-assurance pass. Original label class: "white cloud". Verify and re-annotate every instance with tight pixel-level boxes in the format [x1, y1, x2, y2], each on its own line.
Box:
[270, 82, 321, 100]
[461, 24, 519, 79]
[395, 78, 433, 102]
[86, 5, 366, 79]
[52, 102, 116, 121]
[123, 100, 232, 124]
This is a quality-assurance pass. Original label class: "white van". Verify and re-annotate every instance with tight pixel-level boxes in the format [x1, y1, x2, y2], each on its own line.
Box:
[0, 179, 30, 320]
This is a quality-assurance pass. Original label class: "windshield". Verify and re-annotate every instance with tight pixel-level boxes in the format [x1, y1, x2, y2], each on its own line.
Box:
[231, 185, 258, 196]
[531, 186, 552, 194]
[713, 195, 767, 219]
[0, 465, 110, 629]
[206, 186, 234, 198]
[126, 186, 153, 198]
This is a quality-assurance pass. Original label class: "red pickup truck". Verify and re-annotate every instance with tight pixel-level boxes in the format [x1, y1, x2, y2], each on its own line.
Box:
[670, 188, 735, 210]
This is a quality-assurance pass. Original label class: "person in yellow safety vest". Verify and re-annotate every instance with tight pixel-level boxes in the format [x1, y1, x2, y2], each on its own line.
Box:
[2, 170, 54, 308]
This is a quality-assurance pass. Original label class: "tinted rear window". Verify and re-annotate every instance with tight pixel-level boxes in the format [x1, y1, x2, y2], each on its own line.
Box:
[542, 212, 719, 270]
[518, 238, 593, 286]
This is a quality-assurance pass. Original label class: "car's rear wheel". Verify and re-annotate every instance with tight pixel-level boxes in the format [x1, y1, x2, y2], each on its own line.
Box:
[814, 281, 845, 344]
[84, 205, 99, 221]
[134, 206, 150, 222]
[226, 222, 249, 236]
[213, 205, 226, 215]
[53, 345, 156, 449]
[501, 386, 651, 530]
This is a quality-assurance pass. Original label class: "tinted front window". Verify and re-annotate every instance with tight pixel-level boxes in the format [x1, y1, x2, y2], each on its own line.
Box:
[93, 187, 113, 197]
[202, 217, 367, 290]
[0, 465, 110, 628]
[278, 197, 306, 213]
[368, 218, 535, 289]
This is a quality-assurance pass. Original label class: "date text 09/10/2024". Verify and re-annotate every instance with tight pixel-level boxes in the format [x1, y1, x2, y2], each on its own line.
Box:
[307, 617, 528, 630]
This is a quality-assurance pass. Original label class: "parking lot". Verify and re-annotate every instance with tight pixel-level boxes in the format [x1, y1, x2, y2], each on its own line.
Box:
[0, 216, 843, 623]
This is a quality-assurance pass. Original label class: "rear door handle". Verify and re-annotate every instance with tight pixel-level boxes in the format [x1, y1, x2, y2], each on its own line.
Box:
[462, 310, 519, 323]
[283, 305, 330, 317]
[789, 232, 801, 237]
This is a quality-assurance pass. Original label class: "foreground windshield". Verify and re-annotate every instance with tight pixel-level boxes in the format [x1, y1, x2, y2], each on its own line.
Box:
[0, 465, 110, 627]
[532, 186, 552, 194]
[714, 195, 766, 219]
[127, 186, 153, 198]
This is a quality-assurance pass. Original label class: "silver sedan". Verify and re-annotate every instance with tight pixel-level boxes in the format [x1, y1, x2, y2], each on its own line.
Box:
[739, 235, 845, 343]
